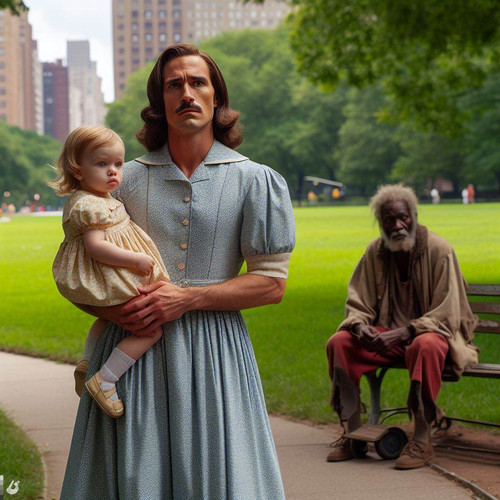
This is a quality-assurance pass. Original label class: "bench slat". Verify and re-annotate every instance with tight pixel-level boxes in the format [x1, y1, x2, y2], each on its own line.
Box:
[467, 284, 500, 296]
[469, 302, 500, 315]
[475, 319, 500, 334]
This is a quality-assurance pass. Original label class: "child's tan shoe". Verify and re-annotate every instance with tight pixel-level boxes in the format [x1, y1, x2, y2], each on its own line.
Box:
[85, 372, 124, 418]
[74, 359, 89, 397]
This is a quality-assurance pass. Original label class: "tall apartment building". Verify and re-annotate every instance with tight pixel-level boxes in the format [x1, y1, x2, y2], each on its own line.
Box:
[113, 0, 290, 99]
[0, 9, 42, 132]
[42, 60, 69, 142]
[67, 40, 106, 130]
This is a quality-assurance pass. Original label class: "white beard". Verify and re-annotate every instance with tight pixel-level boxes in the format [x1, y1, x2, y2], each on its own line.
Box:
[381, 224, 417, 252]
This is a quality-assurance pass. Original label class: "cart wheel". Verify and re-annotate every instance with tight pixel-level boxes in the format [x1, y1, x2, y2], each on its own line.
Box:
[350, 439, 368, 458]
[375, 427, 408, 460]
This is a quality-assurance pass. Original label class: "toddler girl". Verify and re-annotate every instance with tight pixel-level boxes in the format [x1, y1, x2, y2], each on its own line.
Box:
[51, 126, 169, 418]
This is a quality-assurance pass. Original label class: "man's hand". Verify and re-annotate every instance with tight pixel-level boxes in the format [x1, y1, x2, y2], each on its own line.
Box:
[351, 324, 379, 351]
[120, 281, 190, 337]
[370, 327, 412, 354]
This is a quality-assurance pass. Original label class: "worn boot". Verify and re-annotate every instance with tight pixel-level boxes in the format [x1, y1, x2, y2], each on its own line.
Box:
[395, 440, 434, 469]
[327, 436, 354, 462]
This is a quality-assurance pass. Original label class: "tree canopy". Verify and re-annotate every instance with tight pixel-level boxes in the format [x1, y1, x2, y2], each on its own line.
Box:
[288, 0, 500, 135]
[0, 121, 62, 208]
[106, 26, 500, 198]
[0, 1, 27, 14]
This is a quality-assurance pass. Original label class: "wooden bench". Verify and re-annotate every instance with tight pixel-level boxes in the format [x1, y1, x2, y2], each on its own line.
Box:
[366, 284, 500, 428]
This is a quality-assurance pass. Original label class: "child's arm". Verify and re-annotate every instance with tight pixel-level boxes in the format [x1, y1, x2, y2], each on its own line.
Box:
[83, 229, 154, 275]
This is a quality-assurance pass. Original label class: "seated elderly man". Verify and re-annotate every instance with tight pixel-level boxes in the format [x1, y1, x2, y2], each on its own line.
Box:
[326, 184, 478, 469]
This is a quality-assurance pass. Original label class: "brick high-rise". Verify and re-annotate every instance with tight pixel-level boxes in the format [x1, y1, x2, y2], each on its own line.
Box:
[113, 0, 289, 100]
[0, 9, 42, 133]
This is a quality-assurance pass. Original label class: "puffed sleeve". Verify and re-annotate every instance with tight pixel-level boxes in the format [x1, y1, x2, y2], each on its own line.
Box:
[65, 195, 112, 232]
[240, 166, 295, 279]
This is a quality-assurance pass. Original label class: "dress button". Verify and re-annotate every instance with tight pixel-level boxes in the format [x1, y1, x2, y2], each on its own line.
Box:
[182, 219, 189, 226]
[178, 263, 185, 270]
[180, 243, 188, 250]
[183, 196, 191, 203]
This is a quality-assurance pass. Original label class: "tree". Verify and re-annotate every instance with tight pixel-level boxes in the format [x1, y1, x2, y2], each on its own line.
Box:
[335, 86, 400, 195]
[391, 128, 464, 194]
[201, 28, 346, 199]
[288, 0, 500, 136]
[0, 1, 27, 14]
[106, 65, 153, 160]
[0, 121, 61, 208]
[461, 74, 500, 191]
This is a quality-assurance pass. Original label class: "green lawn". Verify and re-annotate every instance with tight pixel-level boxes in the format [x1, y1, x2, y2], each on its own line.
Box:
[0, 409, 44, 500]
[1, 204, 499, 425]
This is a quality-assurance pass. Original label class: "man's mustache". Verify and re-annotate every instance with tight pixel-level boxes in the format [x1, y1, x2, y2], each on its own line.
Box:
[175, 102, 202, 113]
[390, 229, 409, 240]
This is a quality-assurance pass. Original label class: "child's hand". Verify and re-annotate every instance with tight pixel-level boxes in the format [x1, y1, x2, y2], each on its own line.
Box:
[134, 254, 155, 275]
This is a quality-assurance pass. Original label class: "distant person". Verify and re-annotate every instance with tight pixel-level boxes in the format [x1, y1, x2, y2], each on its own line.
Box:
[50, 126, 170, 418]
[467, 184, 475, 203]
[461, 187, 469, 204]
[430, 188, 440, 204]
[326, 184, 478, 469]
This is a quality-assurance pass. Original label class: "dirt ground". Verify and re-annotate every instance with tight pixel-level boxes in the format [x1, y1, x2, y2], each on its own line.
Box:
[431, 425, 500, 499]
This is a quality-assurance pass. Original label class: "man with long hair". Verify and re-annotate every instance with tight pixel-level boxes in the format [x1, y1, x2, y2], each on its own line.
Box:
[326, 184, 478, 469]
[61, 44, 294, 499]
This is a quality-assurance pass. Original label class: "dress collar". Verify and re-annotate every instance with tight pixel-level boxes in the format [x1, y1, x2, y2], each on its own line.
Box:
[134, 140, 248, 167]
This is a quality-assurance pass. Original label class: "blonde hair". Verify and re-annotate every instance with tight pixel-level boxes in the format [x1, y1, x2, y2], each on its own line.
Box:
[48, 126, 123, 196]
[370, 183, 418, 223]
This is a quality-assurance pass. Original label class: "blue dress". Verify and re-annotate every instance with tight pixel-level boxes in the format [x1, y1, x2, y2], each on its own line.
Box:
[61, 141, 295, 499]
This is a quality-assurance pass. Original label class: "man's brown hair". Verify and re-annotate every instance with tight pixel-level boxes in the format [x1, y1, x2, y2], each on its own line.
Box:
[136, 44, 243, 151]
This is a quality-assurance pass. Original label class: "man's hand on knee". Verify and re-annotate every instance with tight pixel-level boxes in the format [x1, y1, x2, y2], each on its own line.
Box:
[351, 324, 379, 351]
[371, 327, 412, 354]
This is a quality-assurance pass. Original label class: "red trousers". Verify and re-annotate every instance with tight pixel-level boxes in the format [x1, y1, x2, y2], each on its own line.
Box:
[326, 328, 449, 420]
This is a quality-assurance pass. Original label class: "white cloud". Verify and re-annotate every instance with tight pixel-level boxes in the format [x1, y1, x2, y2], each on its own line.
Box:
[27, 0, 114, 102]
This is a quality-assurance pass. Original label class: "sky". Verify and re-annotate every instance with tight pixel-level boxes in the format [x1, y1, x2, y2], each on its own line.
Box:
[26, 0, 114, 102]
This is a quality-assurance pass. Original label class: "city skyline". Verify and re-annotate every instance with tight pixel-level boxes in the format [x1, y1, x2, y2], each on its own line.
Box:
[27, 0, 114, 102]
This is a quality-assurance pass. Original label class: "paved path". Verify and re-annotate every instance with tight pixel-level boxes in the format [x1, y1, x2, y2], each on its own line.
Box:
[0, 352, 473, 500]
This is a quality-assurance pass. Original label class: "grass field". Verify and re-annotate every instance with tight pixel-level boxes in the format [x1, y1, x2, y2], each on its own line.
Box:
[0, 409, 44, 500]
[0, 203, 499, 425]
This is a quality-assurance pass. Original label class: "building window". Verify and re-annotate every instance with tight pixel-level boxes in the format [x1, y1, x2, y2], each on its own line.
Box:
[132, 22, 138, 30]
[159, 22, 167, 29]
[118, 36, 124, 42]
[119, 71, 125, 77]
[132, 34, 139, 42]
[132, 46, 139, 53]
[131, 10, 139, 18]
[145, 33, 153, 42]
[173, 9, 181, 18]
[146, 47, 153, 54]
[174, 33, 181, 42]
[119, 60, 125, 66]
[118, 23, 124, 30]
[174, 21, 181, 28]
[159, 9, 166, 18]
[133, 58, 140, 64]
[0, 88, 6, 95]
[119, 83, 125, 89]
[119, 48, 125, 54]
[144, 10, 152, 19]
[159, 33, 167, 42]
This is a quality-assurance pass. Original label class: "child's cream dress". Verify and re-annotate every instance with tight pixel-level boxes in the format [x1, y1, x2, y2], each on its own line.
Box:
[53, 190, 169, 306]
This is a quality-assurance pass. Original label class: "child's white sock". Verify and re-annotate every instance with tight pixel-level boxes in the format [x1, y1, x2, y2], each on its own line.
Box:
[99, 348, 135, 402]
[81, 335, 99, 362]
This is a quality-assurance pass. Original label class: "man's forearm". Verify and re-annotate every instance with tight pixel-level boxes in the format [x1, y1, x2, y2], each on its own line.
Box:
[185, 273, 286, 312]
